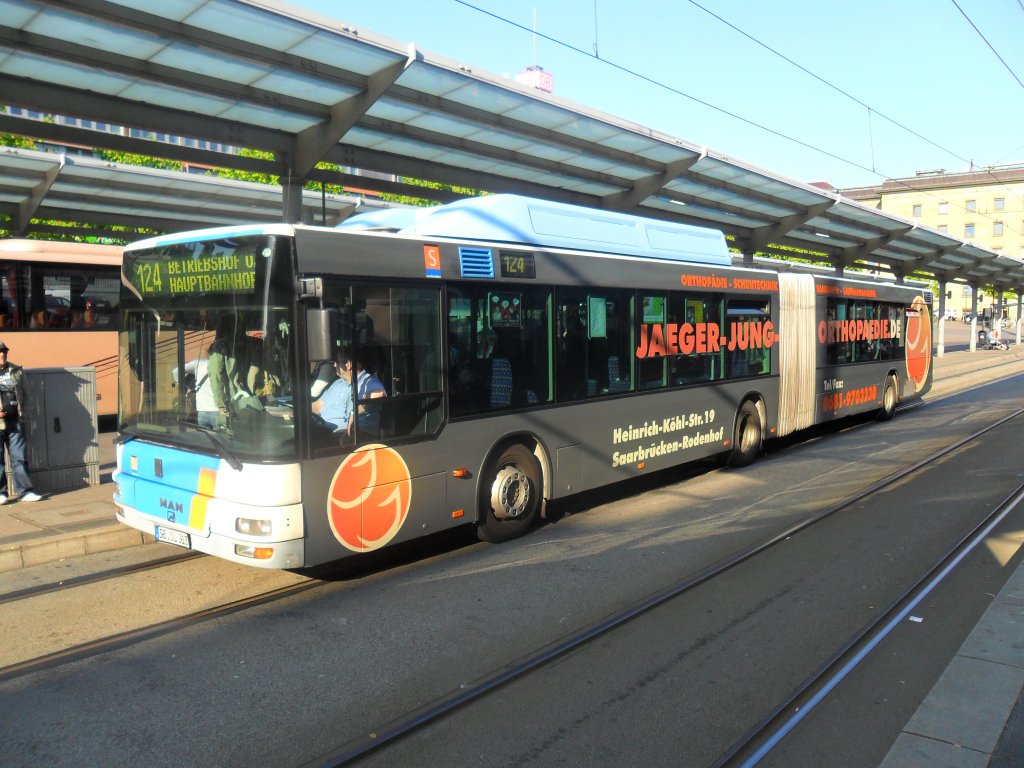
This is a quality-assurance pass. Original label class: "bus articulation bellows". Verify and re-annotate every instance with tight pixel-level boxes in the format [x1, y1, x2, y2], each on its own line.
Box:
[113, 195, 932, 568]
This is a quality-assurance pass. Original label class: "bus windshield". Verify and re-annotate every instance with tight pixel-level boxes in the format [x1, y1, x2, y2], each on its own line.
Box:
[118, 233, 297, 461]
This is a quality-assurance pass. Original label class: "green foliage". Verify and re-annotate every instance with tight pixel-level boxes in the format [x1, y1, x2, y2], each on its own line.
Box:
[212, 148, 277, 185]
[96, 149, 182, 171]
[0, 133, 35, 149]
[380, 177, 483, 207]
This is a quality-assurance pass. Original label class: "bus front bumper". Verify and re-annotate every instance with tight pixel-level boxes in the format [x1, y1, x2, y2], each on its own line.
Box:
[114, 496, 305, 569]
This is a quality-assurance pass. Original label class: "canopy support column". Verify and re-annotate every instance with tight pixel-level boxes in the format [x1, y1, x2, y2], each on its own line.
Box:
[969, 284, 980, 351]
[936, 281, 947, 357]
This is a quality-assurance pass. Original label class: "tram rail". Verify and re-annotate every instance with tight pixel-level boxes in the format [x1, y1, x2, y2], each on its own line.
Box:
[299, 407, 1024, 768]
[715, 479, 1024, 767]
[0, 578, 323, 684]
[0, 552, 201, 606]
[2, 371, 1021, 764]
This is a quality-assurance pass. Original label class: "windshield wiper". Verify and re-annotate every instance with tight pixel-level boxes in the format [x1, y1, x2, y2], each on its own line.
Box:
[179, 419, 243, 471]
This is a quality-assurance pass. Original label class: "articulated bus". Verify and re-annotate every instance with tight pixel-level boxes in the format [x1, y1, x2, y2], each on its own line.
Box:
[113, 195, 932, 569]
[0, 239, 121, 418]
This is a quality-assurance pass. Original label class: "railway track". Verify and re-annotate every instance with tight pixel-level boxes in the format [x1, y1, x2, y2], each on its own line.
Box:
[298, 406, 1024, 767]
[0, 552, 202, 606]
[0, 577, 323, 684]
[2, 368, 1021, 766]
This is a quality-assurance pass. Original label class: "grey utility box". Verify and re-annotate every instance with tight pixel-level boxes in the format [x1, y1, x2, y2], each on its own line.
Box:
[16, 366, 100, 492]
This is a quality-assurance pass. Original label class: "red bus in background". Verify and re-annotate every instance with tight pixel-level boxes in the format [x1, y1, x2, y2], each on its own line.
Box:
[0, 239, 121, 419]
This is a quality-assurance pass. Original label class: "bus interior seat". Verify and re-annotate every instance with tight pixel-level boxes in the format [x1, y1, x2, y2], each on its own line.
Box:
[489, 357, 512, 408]
[607, 355, 629, 392]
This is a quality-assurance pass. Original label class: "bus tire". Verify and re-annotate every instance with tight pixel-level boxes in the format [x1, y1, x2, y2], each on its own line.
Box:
[877, 375, 898, 421]
[477, 443, 542, 543]
[728, 401, 762, 467]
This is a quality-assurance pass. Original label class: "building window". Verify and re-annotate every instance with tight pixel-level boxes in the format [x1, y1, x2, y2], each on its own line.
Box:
[994, 221, 1004, 236]
[938, 202, 948, 215]
[966, 199, 976, 212]
[965, 223, 975, 237]
[912, 204, 922, 217]
[995, 197, 1005, 211]
[938, 225, 948, 234]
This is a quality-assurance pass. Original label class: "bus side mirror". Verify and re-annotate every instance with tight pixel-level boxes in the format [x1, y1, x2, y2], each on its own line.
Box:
[306, 308, 337, 361]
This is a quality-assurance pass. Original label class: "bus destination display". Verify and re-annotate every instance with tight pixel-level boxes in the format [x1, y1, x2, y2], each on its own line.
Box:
[499, 250, 536, 279]
[127, 252, 256, 297]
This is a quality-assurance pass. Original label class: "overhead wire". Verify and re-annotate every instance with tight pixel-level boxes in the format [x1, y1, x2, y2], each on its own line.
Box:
[454, 0, 1023, 241]
[684, 0, 975, 169]
[950, 0, 1024, 92]
[455, 1, 877, 177]
[684, 0, 1024, 229]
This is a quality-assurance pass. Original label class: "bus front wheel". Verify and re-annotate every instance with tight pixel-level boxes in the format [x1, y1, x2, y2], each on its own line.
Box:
[728, 401, 762, 467]
[477, 444, 542, 543]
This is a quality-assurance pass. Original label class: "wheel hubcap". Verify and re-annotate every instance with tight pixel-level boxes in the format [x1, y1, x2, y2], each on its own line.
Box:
[491, 465, 531, 519]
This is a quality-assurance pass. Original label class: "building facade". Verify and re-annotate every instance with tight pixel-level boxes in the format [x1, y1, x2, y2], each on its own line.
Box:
[842, 165, 1024, 319]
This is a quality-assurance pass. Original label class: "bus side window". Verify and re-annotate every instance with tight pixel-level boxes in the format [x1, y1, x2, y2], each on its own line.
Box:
[555, 287, 632, 401]
[349, 283, 443, 441]
[449, 284, 551, 417]
[638, 292, 667, 390]
[725, 297, 771, 379]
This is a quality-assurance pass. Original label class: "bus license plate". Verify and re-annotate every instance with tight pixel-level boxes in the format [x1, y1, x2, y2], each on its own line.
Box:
[155, 526, 191, 549]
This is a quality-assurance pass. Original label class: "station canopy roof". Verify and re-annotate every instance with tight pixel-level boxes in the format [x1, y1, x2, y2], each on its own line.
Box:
[1, 0, 1022, 293]
[0, 145, 392, 238]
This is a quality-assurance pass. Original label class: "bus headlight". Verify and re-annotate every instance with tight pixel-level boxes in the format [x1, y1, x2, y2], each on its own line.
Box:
[235, 517, 272, 536]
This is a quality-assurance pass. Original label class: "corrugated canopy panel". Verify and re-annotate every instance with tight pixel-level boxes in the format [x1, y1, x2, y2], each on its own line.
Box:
[0, 147, 390, 237]
[0, 0, 1021, 291]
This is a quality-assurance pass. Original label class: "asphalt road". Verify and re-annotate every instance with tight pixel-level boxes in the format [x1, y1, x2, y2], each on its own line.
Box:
[1, 352, 1022, 767]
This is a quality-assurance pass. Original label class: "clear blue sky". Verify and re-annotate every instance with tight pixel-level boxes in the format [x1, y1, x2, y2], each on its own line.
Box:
[293, 0, 1024, 190]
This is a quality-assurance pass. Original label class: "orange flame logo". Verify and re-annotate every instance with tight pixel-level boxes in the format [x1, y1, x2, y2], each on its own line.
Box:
[327, 445, 412, 552]
[906, 296, 931, 390]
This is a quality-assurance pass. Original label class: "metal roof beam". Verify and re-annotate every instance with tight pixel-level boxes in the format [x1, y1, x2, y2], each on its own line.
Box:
[834, 225, 915, 267]
[0, 27, 329, 121]
[382, 83, 687, 175]
[653, 187, 772, 228]
[14, 155, 63, 235]
[747, 201, 835, 254]
[0, 76, 292, 153]
[350, 115, 634, 191]
[600, 155, 704, 212]
[27, 204, 202, 233]
[291, 50, 414, 180]
[52, 0, 687, 177]
[51, 0, 377, 92]
[323, 143, 600, 205]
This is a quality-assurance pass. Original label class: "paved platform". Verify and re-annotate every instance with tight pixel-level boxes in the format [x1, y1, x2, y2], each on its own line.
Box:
[1, 324, 1023, 767]
[0, 430, 144, 573]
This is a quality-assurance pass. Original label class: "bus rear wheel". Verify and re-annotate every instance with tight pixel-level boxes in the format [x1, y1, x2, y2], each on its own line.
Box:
[877, 375, 898, 421]
[728, 401, 762, 467]
[477, 444, 542, 543]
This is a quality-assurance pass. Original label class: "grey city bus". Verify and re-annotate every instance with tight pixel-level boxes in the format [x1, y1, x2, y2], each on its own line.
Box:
[113, 195, 933, 568]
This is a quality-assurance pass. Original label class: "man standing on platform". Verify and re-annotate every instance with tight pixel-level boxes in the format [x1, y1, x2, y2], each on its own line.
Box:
[0, 341, 41, 503]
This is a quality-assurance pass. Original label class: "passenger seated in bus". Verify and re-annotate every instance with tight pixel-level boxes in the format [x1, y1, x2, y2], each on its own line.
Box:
[311, 350, 353, 438]
[310, 359, 336, 399]
[354, 359, 387, 436]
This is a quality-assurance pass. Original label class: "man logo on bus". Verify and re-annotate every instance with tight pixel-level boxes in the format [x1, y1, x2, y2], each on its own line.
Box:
[906, 295, 931, 390]
[327, 445, 412, 552]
